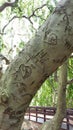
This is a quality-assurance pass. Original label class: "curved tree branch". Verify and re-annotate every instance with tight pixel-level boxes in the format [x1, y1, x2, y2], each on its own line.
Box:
[0, 0, 73, 130]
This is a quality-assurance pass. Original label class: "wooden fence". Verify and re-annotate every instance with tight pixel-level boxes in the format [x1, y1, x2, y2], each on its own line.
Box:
[25, 106, 73, 130]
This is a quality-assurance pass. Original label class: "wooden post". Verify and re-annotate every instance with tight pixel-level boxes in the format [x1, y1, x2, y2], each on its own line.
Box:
[66, 111, 69, 130]
[29, 107, 30, 120]
[36, 107, 37, 122]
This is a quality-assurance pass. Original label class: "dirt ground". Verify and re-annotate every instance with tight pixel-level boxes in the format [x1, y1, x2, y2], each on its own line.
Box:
[21, 120, 41, 130]
[21, 120, 66, 130]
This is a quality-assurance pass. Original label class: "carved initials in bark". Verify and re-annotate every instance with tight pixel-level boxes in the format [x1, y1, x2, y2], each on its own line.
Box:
[44, 32, 57, 46]
[14, 64, 32, 80]
[65, 40, 73, 51]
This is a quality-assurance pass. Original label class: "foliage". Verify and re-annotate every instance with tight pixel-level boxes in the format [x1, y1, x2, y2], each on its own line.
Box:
[31, 58, 73, 108]
[66, 58, 73, 107]
[0, 0, 53, 58]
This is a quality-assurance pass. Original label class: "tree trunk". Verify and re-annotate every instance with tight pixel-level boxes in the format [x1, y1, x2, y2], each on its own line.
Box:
[0, 0, 73, 129]
[40, 61, 67, 130]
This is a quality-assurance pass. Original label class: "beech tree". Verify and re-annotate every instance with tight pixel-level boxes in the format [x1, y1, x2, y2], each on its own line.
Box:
[0, 0, 73, 130]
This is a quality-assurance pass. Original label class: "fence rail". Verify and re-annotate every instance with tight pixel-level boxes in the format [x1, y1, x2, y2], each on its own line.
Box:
[25, 106, 73, 130]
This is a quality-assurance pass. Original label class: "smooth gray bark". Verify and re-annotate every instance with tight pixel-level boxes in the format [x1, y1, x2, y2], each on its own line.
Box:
[40, 62, 67, 130]
[0, 0, 73, 129]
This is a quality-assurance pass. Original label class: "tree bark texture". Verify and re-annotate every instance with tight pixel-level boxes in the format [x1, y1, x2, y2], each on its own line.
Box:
[0, 0, 73, 129]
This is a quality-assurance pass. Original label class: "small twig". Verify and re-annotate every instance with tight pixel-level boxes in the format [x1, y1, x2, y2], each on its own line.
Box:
[0, 0, 18, 12]
[33, 4, 47, 13]
[0, 32, 6, 35]
[0, 54, 10, 64]
[2, 15, 20, 32]
[67, 79, 73, 85]
[2, 15, 34, 33]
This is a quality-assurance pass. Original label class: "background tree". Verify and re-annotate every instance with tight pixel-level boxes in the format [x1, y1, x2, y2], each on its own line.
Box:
[40, 62, 67, 130]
